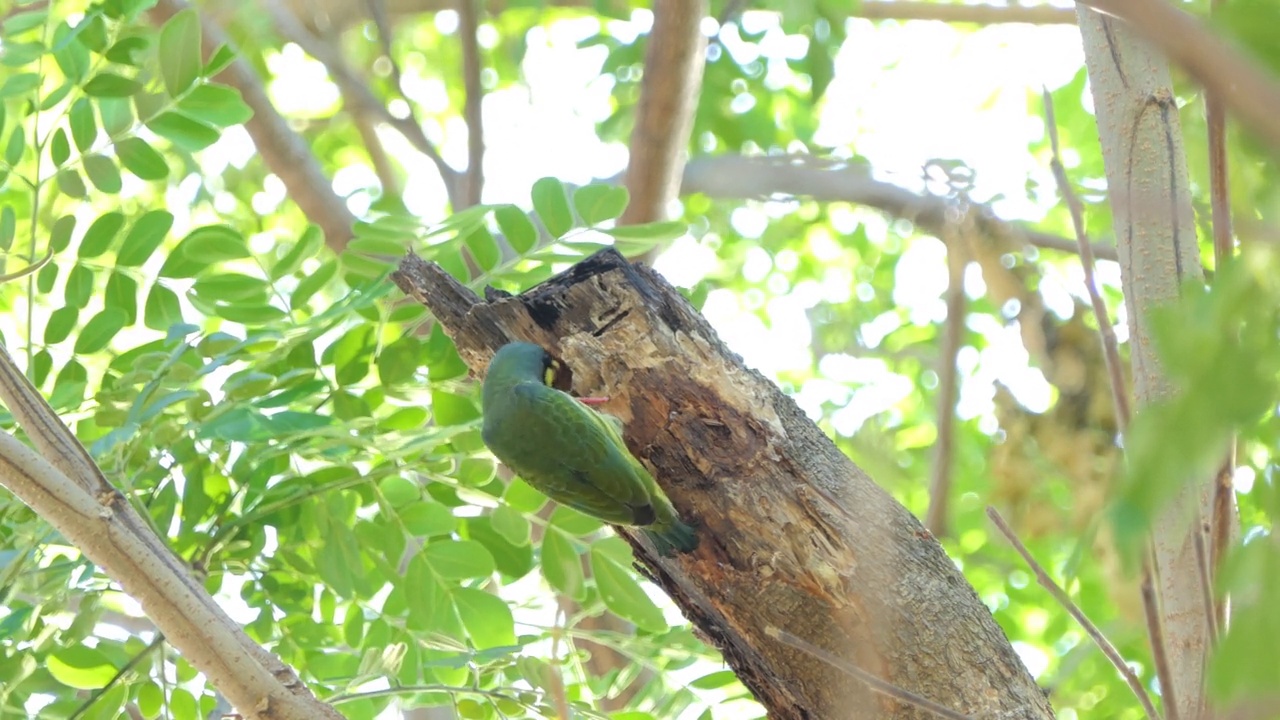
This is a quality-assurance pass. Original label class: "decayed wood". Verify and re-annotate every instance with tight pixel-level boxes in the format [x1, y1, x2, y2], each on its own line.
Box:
[392, 249, 1053, 720]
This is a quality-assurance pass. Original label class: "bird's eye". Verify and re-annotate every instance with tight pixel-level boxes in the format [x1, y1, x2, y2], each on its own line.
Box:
[543, 358, 561, 387]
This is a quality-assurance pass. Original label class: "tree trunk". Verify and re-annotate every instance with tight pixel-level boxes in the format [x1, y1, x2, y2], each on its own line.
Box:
[392, 249, 1054, 720]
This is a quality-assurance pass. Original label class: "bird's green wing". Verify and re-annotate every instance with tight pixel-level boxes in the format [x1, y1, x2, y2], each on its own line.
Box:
[511, 383, 655, 523]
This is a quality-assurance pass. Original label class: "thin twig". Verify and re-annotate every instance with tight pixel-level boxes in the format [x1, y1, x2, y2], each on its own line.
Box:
[1141, 554, 1179, 720]
[925, 221, 966, 537]
[457, 0, 486, 208]
[1192, 522, 1218, 645]
[766, 627, 974, 720]
[68, 635, 166, 720]
[266, 0, 462, 207]
[986, 507, 1161, 720]
[1042, 88, 1131, 430]
[1205, 0, 1237, 635]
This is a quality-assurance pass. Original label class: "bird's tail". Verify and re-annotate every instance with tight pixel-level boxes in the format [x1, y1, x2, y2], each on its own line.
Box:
[643, 519, 699, 557]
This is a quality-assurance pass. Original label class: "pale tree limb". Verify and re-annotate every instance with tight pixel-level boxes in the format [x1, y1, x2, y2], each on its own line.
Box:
[457, 0, 486, 208]
[677, 155, 1119, 261]
[150, 0, 357, 252]
[0, 345, 342, 720]
[619, 0, 709, 227]
[1075, 6, 1213, 719]
[924, 219, 966, 538]
[1078, 0, 1280, 155]
[987, 507, 1161, 720]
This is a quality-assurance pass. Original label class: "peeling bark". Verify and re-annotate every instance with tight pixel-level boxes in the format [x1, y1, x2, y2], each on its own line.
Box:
[392, 250, 1054, 720]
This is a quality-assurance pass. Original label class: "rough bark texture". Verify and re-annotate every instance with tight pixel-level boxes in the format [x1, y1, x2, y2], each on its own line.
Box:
[1075, 8, 1210, 718]
[392, 249, 1054, 720]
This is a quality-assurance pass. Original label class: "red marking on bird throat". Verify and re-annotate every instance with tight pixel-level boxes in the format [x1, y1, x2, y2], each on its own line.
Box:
[577, 396, 610, 406]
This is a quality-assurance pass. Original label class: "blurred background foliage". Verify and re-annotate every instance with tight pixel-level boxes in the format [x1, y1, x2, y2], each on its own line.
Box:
[0, 0, 1277, 719]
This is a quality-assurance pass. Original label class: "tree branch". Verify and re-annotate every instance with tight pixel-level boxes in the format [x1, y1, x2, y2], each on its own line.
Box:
[677, 155, 1119, 261]
[457, 0, 486, 208]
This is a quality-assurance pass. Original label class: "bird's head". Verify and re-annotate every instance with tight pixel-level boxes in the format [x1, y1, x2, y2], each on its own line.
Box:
[487, 342, 562, 387]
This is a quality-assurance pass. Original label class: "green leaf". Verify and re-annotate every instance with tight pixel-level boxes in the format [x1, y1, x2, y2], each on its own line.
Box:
[549, 505, 604, 536]
[463, 225, 500, 272]
[178, 83, 253, 127]
[79, 211, 125, 258]
[47, 646, 116, 689]
[56, 169, 86, 197]
[64, 264, 94, 308]
[400, 500, 458, 537]
[105, 271, 138, 324]
[53, 24, 90, 83]
[158, 9, 201, 97]
[540, 528, 584, 601]
[270, 224, 323, 280]
[192, 273, 268, 302]
[453, 588, 517, 650]
[494, 204, 537, 254]
[0, 206, 14, 251]
[590, 541, 666, 632]
[5, 125, 26, 165]
[50, 215, 76, 252]
[105, 35, 149, 65]
[291, 259, 336, 310]
[51, 128, 70, 165]
[574, 184, 629, 225]
[98, 98, 133, 136]
[146, 111, 220, 151]
[502, 477, 547, 514]
[4, 10, 49, 34]
[75, 308, 127, 353]
[0, 73, 39, 98]
[45, 306, 78, 344]
[425, 540, 495, 580]
[83, 72, 142, 97]
[36, 263, 57, 293]
[116, 210, 174, 266]
[115, 137, 168, 179]
[83, 154, 122, 192]
[160, 225, 246, 277]
[204, 44, 236, 76]
[69, 98, 96, 151]
[144, 283, 183, 331]
[531, 177, 573, 239]
[490, 503, 531, 547]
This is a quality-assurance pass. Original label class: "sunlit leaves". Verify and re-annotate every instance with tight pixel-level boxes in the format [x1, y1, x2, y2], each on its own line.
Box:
[82, 72, 142, 97]
[79, 211, 125, 258]
[573, 184, 629, 225]
[116, 210, 174, 266]
[158, 8, 200, 97]
[115, 137, 168, 179]
[591, 538, 666, 633]
[531, 176, 573, 238]
[178, 83, 253, 126]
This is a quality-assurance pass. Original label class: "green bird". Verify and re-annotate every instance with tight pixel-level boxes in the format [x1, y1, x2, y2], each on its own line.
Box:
[481, 342, 698, 557]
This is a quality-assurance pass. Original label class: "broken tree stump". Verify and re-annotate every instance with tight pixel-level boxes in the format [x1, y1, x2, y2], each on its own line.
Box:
[391, 249, 1052, 720]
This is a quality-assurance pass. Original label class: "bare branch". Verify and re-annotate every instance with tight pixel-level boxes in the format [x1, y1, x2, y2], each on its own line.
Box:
[856, 1, 1076, 25]
[620, 0, 709, 227]
[678, 156, 1119, 261]
[924, 223, 966, 538]
[1141, 557, 1180, 720]
[457, 0, 486, 208]
[987, 507, 1161, 720]
[150, 0, 357, 252]
[1043, 88, 1131, 429]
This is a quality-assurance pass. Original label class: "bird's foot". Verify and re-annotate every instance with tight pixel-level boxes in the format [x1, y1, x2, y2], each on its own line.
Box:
[577, 396, 610, 406]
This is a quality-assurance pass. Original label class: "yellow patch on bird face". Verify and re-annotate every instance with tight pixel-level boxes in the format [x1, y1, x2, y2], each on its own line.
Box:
[543, 358, 562, 387]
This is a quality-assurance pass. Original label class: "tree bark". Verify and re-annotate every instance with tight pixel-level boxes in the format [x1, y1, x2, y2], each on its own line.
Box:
[1075, 7, 1213, 718]
[391, 249, 1054, 720]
